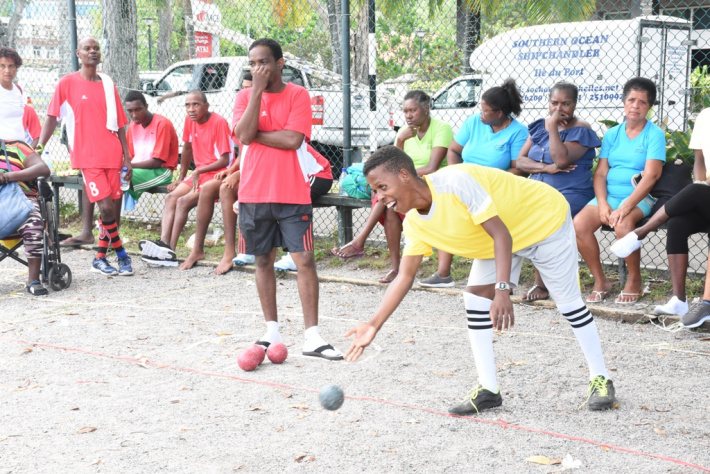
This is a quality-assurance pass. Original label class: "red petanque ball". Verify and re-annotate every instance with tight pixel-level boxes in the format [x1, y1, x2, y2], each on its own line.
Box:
[248, 344, 266, 365]
[238, 348, 261, 371]
[267, 342, 288, 364]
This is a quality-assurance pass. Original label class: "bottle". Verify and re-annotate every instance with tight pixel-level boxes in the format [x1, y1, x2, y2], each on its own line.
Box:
[120, 167, 130, 191]
[338, 168, 348, 196]
[43, 151, 52, 173]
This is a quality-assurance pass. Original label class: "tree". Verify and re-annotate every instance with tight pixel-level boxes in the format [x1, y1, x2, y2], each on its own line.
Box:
[156, 0, 173, 69]
[5, 0, 29, 49]
[182, 0, 196, 58]
[102, 0, 140, 91]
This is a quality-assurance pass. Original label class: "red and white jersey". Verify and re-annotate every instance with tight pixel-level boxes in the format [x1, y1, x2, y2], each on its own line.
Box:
[23, 105, 41, 143]
[47, 72, 127, 169]
[233, 82, 312, 204]
[309, 144, 332, 180]
[0, 83, 25, 141]
[182, 112, 233, 168]
[127, 114, 179, 170]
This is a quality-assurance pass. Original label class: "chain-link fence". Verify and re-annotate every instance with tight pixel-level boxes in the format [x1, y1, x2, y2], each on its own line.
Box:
[3, 0, 710, 276]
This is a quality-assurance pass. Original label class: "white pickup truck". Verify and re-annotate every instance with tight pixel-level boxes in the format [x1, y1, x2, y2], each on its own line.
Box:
[142, 56, 395, 158]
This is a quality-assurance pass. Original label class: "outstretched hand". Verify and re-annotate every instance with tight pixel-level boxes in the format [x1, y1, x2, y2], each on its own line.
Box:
[344, 323, 378, 362]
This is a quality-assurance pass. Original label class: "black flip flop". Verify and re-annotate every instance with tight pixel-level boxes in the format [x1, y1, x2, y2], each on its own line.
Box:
[302, 344, 343, 361]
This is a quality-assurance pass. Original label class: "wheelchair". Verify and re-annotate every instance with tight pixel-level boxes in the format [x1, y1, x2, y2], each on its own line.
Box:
[0, 177, 72, 291]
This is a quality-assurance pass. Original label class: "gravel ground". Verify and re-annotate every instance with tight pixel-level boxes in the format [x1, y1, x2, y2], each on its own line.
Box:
[1, 249, 710, 473]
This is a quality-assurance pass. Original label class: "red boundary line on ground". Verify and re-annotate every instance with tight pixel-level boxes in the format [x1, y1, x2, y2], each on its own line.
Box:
[3, 336, 709, 472]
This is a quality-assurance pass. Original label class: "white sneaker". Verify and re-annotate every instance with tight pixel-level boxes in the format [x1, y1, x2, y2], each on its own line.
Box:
[610, 232, 641, 258]
[653, 296, 689, 316]
[274, 254, 297, 272]
[233, 254, 255, 266]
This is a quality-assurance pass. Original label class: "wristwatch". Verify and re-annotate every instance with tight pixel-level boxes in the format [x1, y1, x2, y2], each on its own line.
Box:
[495, 281, 511, 291]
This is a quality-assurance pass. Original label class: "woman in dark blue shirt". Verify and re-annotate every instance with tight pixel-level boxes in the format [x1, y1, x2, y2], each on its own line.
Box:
[517, 82, 601, 301]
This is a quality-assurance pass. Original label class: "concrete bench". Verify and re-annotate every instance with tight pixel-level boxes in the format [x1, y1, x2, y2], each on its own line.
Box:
[48, 175, 370, 245]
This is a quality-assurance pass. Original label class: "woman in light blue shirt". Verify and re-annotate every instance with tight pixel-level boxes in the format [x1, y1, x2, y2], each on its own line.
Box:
[574, 77, 665, 305]
[422, 79, 527, 288]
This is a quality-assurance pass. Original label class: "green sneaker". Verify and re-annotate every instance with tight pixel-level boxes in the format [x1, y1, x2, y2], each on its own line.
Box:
[583, 376, 616, 411]
[448, 385, 502, 415]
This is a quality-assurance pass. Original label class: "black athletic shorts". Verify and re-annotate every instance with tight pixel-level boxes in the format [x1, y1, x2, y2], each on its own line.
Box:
[238, 203, 313, 255]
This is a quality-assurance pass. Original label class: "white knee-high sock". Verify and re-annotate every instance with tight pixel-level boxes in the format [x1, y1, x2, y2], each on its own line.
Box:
[557, 298, 609, 380]
[463, 292, 498, 392]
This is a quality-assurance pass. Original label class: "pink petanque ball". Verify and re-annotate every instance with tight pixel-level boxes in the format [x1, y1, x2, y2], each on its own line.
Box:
[238, 348, 261, 371]
[267, 342, 288, 364]
[248, 344, 266, 365]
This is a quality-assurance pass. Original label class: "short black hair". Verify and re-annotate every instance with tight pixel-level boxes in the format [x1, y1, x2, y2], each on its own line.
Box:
[186, 89, 208, 103]
[549, 81, 578, 102]
[363, 145, 417, 178]
[623, 77, 657, 106]
[124, 90, 147, 105]
[481, 78, 523, 117]
[243, 71, 253, 81]
[403, 90, 431, 110]
[0, 47, 22, 68]
[249, 38, 283, 61]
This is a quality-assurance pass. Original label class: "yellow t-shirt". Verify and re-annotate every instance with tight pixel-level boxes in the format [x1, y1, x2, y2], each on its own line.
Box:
[402, 164, 569, 260]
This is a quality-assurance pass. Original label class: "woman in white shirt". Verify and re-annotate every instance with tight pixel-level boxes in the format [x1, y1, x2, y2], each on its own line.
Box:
[0, 47, 27, 142]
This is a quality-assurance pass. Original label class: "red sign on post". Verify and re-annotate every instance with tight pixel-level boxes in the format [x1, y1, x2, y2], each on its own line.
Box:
[195, 31, 213, 58]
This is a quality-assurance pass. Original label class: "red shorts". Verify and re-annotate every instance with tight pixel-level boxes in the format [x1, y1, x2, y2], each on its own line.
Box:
[370, 191, 405, 225]
[82, 168, 122, 203]
[181, 170, 221, 191]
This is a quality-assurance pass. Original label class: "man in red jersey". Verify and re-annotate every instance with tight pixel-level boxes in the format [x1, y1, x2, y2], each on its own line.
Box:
[138, 90, 230, 266]
[233, 38, 342, 360]
[37, 37, 133, 277]
[124, 90, 178, 202]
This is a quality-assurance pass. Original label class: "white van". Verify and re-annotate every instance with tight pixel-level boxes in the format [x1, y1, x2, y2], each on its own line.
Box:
[427, 15, 692, 134]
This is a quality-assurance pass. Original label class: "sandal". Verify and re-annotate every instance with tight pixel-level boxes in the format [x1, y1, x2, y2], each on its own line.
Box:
[615, 292, 639, 305]
[331, 242, 365, 259]
[585, 290, 609, 303]
[26, 280, 48, 296]
[378, 269, 398, 284]
[523, 285, 549, 302]
[59, 236, 94, 247]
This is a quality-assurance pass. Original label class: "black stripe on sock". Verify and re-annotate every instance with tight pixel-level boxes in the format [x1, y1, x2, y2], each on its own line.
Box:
[466, 309, 489, 315]
[570, 318, 593, 329]
[562, 306, 587, 317]
[468, 323, 493, 330]
[565, 310, 592, 324]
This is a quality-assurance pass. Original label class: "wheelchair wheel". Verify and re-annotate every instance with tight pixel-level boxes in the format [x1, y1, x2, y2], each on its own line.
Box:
[48, 263, 72, 291]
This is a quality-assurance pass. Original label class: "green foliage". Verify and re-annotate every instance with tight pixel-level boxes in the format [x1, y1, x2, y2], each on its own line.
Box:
[690, 66, 710, 113]
[665, 127, 694, 166]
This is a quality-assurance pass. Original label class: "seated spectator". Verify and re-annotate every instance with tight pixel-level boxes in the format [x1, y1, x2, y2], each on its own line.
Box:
[611, 108, 710, 318]
[427, 78, 527, 288]
[573, 77, 665, 304]
[124, 90, 179, 202]
[331, 90, 453, 283]
[516, 82, 600, 301]
[0, 140, 51, 295]
[139, 90, 230, 266]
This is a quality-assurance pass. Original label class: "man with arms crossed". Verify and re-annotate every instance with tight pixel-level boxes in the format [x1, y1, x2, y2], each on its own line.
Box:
[345, 146, 617, 413]
[233, 38, 342, 359]
[37, 37, 133, 276]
